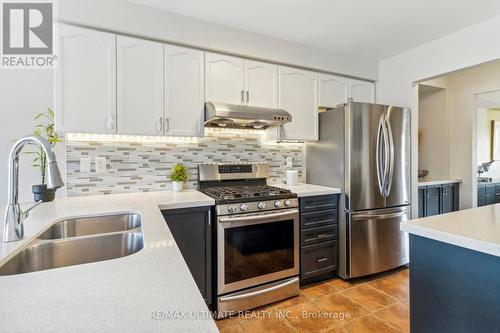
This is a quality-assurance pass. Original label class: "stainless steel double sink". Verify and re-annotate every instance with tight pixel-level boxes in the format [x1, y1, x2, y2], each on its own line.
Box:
[0, 213, 144, 276]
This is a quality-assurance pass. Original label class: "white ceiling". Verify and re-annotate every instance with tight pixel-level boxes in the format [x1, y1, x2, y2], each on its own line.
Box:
[129, 0, 500, 61]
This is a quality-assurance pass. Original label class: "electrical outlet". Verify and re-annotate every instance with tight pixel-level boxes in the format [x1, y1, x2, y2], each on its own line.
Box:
[80, 158, 91, 173]
[286, 156, 293, 168]
[95, 157, 107, 173]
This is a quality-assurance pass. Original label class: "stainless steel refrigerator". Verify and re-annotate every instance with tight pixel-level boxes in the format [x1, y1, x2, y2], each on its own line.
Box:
[306, 101, 410, 279]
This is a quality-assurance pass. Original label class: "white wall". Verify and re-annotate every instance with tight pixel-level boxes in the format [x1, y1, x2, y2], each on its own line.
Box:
[378, 14, 500, 107]
[476, 108, 489, 164]
[377, 13, 500, 216]
[476, 109, 500, 179]
[0, 69, 66, 206]
[56, 0, 378, 80]
[418, 86, 449, 179]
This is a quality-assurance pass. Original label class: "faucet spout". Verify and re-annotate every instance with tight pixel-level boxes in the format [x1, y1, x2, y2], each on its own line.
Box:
[4, 135, 64, 242]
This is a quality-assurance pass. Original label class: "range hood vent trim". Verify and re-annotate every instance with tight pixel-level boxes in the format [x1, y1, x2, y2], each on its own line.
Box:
[204, 102, 292, 130]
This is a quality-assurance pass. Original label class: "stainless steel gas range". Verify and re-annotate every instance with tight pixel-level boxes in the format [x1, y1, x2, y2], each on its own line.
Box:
[198, 163, 299, 317]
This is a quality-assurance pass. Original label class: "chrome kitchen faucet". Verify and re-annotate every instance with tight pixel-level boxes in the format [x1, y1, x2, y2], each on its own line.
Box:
[3, 135, 64, 242]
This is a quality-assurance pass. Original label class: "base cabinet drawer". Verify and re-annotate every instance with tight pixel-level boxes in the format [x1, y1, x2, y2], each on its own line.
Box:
[301, 240, 338, 280]
[301, 209, 337, 229]
[300, 195, 337, 213]
[301, 225, 338, 247]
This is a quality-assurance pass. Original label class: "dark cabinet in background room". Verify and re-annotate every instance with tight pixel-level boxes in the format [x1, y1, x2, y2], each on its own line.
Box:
[418, 183, 459, 218]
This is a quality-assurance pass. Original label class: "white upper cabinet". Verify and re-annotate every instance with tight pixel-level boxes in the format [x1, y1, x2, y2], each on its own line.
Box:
[205, 53, 244, 104]
[319, 73, 349, 108]
[55, 24, 116, 134]
[319, 74, 375, 107]
[117, 36, 164, 136]
[164, 45, 205, 137]
[349, 79, 375, 103]
[244, 60, 278, 108]
[278, 66, 319, 141]
[205, 53, 278, 107]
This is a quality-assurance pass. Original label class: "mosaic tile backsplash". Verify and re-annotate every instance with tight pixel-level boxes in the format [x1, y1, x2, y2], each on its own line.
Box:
[66, 130, 304, 196]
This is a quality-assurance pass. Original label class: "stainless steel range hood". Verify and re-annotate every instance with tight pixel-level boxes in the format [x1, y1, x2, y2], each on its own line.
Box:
[204, 102, 292, 130]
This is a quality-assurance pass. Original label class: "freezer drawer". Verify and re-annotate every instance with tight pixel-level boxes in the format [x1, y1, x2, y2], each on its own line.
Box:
[348, 206, 409, 278]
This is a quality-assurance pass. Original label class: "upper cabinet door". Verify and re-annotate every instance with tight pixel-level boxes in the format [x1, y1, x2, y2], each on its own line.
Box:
[349, 79, 376, 103]
[55, 24, 116, 134]
[244, 60, 278, 108]
[319, 73, 349, 108]
[278, 66, 319, 141]
[205, 53, 244, 104]
[117, 36, 164, 136]
[164, 45, 205, 137]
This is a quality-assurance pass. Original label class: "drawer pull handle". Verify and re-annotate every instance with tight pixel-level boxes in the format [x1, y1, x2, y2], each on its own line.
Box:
[305, 203, 333, 210]
[317, 257, 328, 263]
[317, 233, 329, 239]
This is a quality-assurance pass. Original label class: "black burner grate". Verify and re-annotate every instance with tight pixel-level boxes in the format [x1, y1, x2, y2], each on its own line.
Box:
[201, 185, 294, 202]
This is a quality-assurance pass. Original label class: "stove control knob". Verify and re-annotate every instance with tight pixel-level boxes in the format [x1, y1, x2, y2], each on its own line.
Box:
[240, 204, 249, 211]
[284, 199, 291, 207]
[257, 202, 266, 210]
[227, 206, 236, 213]
[274, 200, 282, 208]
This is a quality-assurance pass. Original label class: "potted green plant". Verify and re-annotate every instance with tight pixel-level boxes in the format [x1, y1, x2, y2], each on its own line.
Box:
[169, 163, 189, 192]
[28, 108, 62, 202]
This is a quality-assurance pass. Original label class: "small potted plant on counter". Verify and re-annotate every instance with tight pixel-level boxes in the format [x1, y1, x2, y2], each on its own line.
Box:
[28, 108, 62, 202]
[170, 163, 189, 192]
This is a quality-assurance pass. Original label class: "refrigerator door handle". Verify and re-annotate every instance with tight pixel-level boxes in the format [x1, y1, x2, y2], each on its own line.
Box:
[384, 116, 395, 197]
[380, 115, 390, 197]
[376, 115, 386, 196]
[352, 211, 407, 220]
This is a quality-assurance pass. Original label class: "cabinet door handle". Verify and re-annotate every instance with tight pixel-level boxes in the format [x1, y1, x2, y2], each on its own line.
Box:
[317, 233, 329, 239]
[165, 118, 170, 133]
[246, 90, 249, 104]
[317, 257, 328, 263]
[108, 114, 116, 130]
[240, 90, 244, 104]
[157, 116, 163, 132]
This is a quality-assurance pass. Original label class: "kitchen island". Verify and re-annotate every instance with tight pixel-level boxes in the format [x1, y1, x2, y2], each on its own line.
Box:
[401, 204, 500, 333]
[0, 191, 218, 333]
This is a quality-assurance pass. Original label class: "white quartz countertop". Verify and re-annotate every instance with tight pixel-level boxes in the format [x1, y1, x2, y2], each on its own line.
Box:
[0, 190, 218, 333]
[418, 178, 462, 186]
[401, 204, 500, 257]
[275, 183, 341, 197]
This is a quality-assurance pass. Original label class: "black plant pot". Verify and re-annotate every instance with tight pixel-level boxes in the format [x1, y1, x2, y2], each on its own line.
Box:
[32, 184, 56, 202]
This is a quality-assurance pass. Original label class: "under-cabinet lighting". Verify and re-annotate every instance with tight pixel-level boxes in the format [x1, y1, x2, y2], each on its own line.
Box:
[204, 127, 266, 136]
[65, 133, 199, 143]
[65, 129, 301, 146]
[261, 140, 304, 147]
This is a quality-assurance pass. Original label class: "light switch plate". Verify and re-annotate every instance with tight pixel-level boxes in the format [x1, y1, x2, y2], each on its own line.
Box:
[95, 157, 107, 173]
[80, 158, 91, 173]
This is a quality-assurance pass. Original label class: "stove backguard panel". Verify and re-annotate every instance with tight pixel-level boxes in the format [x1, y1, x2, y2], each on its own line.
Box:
[66, 131, 303, 196]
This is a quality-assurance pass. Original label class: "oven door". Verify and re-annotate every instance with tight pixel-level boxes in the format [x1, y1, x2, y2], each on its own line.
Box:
[217, 209, 299, 295]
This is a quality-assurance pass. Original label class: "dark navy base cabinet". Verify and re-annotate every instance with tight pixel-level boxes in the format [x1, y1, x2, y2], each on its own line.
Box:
[162, 206, 214, 305]
[477, 183, 500, 207]
[299, 194, 339, 285]
[410, 235, 500, 333]
[418, 183, 459, 218]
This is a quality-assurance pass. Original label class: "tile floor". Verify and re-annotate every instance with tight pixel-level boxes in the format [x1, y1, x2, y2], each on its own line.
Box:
[216, 266, 409, 333]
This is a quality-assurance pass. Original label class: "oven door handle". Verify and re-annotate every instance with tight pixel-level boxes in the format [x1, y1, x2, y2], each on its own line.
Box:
[218, 277, 299, 303]
[218, 209, 299, 224]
